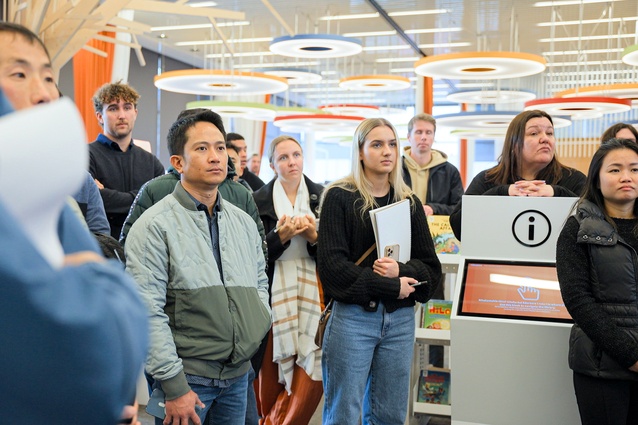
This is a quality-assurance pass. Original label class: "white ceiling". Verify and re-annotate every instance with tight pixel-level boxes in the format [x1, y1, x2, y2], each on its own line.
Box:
[131, 0, 638, 109]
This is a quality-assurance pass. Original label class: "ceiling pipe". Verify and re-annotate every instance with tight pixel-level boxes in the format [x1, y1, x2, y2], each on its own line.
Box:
[364, 0, 427, 57]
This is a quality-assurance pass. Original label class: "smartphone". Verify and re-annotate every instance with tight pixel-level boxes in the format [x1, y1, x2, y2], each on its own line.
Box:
[410, 280, 427, 287]
[145, 388, 166, 419]
[146, 388, 204, 423]
[384, 244, 400, 261]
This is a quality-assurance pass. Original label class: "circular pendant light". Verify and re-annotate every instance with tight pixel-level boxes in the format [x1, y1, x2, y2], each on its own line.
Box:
[450, 129, 507, 140]
[524, 97, 632, 120]
[186, 101, 277, 121]
[339, 75, 411, 91]
[255, 67, 322, 85]
[154, 70, 288, 95]
[414, 52, 546, 80]
[318, 104, 381, 117]
[273, 114, 364, 132]
[555, 84, 638, 107]
[269, 34, 362, 58]
[435, 111, 572, 130]
[275, 106, 326, 116]
[446, 89, 536, 104]
[622, 44, 638, 66]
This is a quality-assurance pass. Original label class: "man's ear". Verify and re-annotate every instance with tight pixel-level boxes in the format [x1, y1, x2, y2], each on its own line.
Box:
[95, 111, 104, 127]
[170, 155, 184, 174]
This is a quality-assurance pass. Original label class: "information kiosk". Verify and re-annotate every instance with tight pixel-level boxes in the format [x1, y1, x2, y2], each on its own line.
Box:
[451, 196, 580, 425]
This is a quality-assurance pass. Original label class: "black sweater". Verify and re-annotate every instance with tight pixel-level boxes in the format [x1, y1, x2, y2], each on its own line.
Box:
[89, 135, 165, 238]
[317, 186, 441, 313]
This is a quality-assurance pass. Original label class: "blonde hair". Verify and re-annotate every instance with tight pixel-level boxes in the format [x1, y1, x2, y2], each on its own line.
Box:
[268, 135, 302, 164]
[322, 118, 412, 217]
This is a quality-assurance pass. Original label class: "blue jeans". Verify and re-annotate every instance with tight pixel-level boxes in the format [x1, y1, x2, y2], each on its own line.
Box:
[245, 365, 259, 425]
[154, 371, 249, 425]
[321, 301, 415, 425]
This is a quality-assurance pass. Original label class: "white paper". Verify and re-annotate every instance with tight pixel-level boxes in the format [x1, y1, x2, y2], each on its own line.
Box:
[369, 198, 411, 263]
[0, 98, 88, 268]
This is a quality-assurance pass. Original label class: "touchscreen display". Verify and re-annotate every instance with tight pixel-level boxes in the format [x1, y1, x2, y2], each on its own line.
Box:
[458, 260, 572, 323]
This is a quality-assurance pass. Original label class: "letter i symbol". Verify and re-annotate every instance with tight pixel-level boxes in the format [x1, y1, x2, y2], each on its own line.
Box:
[528, 216, 536, 241]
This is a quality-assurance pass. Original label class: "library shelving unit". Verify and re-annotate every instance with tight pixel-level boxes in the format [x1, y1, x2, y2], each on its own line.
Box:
[409, 254, 459, 419]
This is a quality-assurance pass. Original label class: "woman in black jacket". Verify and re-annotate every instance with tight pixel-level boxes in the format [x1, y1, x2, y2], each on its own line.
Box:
[556, 138, 638, 424]
[252, 135, 324, 425]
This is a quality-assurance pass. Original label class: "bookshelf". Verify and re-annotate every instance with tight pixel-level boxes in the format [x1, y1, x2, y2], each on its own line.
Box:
[410, 254, 458, 420]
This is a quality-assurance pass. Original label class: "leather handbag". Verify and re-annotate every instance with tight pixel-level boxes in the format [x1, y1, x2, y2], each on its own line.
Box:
[314, 244, 376, 348]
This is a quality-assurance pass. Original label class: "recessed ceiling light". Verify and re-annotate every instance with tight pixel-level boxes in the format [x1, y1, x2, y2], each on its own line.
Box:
[537, 17, 638, 26]
[318, 9, 448, 20]
[205, 51, 272, 59]
[175, 37, 272, 46]
[543, 48, 623, 56]
[547, 60, 623, 66]
[232, 61, 320, 69]
[539, 34, 634, 43]
[389, 9, 449, 17]
[186, 1, 218, 7]
[534, 0, 622, 6]
[150, 21, 250, 32]
[376, 57, 420, 63]
[343, 30, 397, 37]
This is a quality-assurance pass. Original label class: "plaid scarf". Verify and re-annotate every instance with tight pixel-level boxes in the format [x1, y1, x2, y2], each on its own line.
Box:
[271, 179, 323, 393]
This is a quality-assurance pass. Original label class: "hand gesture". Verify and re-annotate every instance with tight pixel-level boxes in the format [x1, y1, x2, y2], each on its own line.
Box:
[297, 214, 318, 244]
[275, 215, 307, 244]
[164, 390, 204, 425]
[510, 180, 555, 197]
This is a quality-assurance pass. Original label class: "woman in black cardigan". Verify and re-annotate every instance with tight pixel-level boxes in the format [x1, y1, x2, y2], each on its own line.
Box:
[317, 118, 441, 425]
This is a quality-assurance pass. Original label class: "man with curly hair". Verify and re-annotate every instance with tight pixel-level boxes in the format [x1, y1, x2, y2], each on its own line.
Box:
[89, 81, 165, 238]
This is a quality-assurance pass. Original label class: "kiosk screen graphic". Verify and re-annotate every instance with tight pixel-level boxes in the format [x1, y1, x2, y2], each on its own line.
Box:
[458, 259, 572, 323]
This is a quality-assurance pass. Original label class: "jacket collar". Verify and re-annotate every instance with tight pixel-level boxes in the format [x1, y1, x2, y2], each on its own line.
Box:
[172, 182, 225, 213]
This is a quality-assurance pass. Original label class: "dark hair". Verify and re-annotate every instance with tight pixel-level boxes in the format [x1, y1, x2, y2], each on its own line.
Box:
[580, 138, 638, 231]
[226, 132, 245, 145]
[167, 109, 226, 156]
[486, 109, 571, 185]
[600, 123, 638, 144]
[0, 22, 51, 60]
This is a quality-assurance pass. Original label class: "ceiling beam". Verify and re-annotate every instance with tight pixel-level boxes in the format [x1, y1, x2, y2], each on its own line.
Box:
[364, 0, 426, 57]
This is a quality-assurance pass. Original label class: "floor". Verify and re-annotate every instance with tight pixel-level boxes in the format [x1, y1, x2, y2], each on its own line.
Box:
[136, 399, 451, 425]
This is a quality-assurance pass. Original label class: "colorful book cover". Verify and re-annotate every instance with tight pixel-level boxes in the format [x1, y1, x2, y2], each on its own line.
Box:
[428, 215, 460, 254]
[417, 366, 451, 405]
[422, 299, 452, 330]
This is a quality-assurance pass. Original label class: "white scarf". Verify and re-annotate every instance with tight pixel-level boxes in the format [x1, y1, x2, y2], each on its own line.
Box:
[271, 178, 323, 393]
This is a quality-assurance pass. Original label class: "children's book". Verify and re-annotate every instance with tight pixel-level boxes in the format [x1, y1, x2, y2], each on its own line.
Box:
[422, 299, 452, 330]
[428, 215, 460, 254]
[417, 366, 451, 405]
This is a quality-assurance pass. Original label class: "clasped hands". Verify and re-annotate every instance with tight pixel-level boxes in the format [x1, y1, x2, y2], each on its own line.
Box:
[373, 257, 416, 300]
[275, 214, 317, 245]
[509, 180, 555, 197]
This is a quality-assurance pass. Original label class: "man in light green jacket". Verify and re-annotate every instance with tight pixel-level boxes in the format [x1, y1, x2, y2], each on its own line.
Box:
[126, 109, 271, 425]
